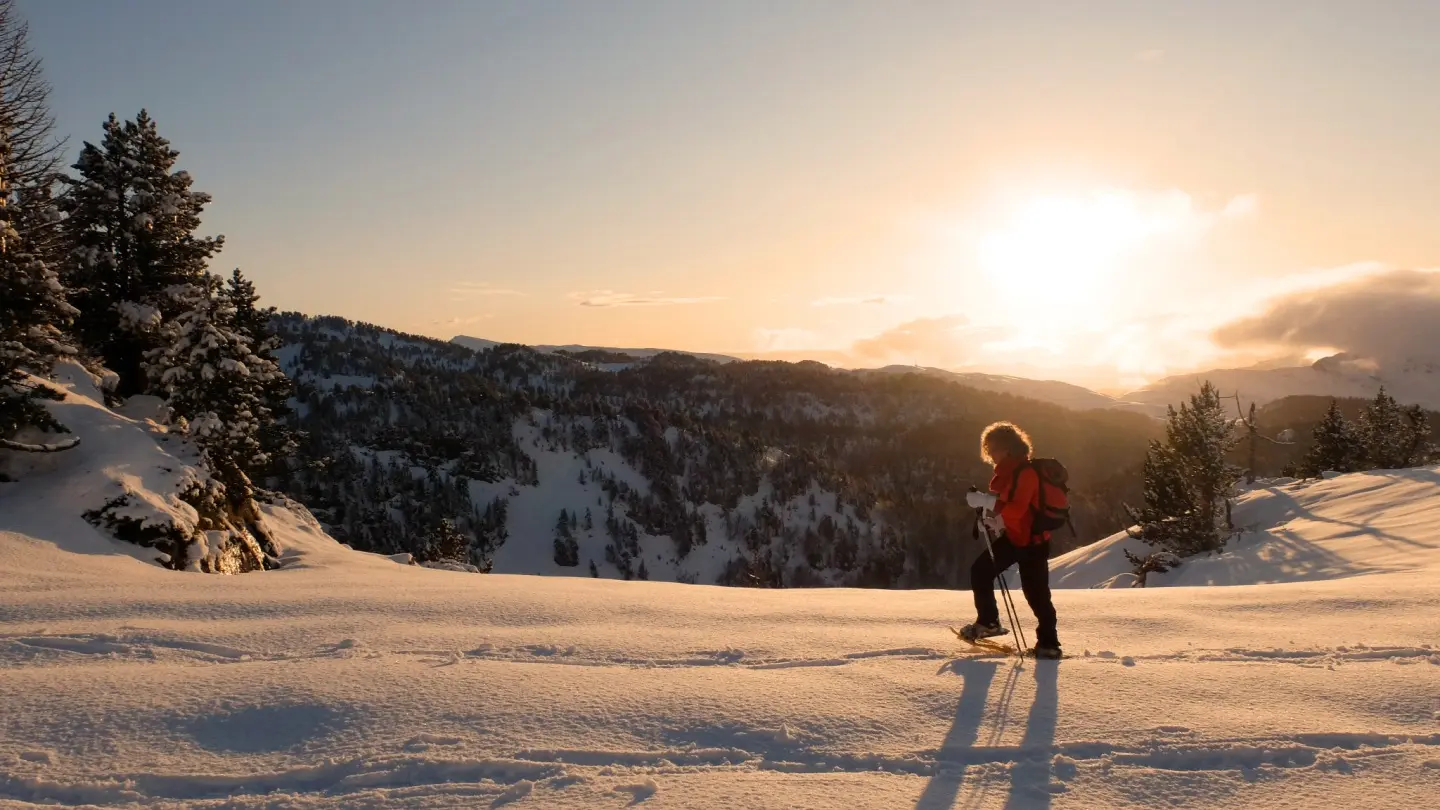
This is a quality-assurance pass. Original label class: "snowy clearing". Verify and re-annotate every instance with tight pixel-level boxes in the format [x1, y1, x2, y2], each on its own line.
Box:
[2, 380, 1438, 806]
[3, 485, 1439, 807]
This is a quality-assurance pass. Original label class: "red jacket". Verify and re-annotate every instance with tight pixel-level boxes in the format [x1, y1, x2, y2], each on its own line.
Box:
[989, 456, 1047, 545]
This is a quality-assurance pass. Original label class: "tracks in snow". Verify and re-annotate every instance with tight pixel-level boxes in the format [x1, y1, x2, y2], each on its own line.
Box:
[5, 730, 1436, 806]
[4, 631, 1436, 672]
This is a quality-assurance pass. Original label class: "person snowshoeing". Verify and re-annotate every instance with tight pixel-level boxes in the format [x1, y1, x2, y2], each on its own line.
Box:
[957, 421, 1063, 659]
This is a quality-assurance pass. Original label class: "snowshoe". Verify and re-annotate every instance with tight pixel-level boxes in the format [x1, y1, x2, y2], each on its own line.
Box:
[1029, 645, 1063, 660]
[955, 621, 1008, 642]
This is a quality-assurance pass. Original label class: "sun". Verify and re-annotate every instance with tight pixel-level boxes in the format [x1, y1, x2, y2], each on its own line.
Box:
[976, 191, 1172, 326]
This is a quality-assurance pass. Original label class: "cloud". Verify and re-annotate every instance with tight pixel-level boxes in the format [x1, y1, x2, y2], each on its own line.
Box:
[450, 282, 525, 297]
[1213, 268, 1440, 362]
[1222, 193, 1259, 218]
[571, 290, 724, 308]
[1135, 48, 1165, 62]
[810, 294, 913, 307]
[431, 314, 494, 326]
[754, 327, 821, 352]
[850, 315, 1000, 367]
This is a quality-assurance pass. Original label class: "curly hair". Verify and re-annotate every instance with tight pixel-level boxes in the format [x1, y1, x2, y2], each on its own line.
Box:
[980, 421, 1033, 465]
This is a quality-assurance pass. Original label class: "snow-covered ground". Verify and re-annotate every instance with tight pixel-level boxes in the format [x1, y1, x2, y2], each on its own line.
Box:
[2, 391, 1438, 807]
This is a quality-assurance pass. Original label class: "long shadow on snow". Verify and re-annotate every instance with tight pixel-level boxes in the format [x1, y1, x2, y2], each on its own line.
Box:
[913, 660, 996, 810]
[1004, 659, 1059, 810]
[1256, 486, 1427, 552]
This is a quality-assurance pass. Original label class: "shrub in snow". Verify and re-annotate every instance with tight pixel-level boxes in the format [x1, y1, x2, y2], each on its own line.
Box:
[77, 428, 280, 573]
[1122, 549, 1181, 587]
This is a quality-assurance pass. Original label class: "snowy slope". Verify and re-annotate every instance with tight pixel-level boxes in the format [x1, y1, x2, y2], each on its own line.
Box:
[3, 465, 1438, 807]
[1123, 354, 1440, 413]
[1050, 467, 1440, 589]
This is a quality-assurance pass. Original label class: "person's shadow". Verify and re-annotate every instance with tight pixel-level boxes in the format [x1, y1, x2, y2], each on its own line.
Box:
[916, 658, 1060, 810]
[914, 660, 998, 810]
[1004, 659, 1060, 809]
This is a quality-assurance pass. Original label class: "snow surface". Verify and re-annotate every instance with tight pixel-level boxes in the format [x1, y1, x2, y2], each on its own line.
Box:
[1051, 469, 1440, 588]
[2, 379, 1438, 806]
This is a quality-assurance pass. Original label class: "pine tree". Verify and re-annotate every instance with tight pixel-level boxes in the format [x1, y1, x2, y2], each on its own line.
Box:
[1125, 381, 1239, 558]
[223, 268, 294, 477]
[589, 559, 598, 577]
[1358, 388, 1412, 469]
[423, 518, 469, 564]
[60, 111, 223, 396]
[144, 274, 286, 495]
[0, 107, 78, 453]
[1299, 400, 1361, 477]
[1402, 405, 1432, 467]
[552, 509, 578, 566]
[637, 558, 649, 580]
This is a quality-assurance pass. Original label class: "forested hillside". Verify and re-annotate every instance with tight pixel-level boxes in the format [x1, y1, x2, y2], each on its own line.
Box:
[270, 314, 1161, 588]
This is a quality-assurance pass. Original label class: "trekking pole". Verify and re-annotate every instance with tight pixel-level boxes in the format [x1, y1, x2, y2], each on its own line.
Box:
[972, 500, 1028, 656]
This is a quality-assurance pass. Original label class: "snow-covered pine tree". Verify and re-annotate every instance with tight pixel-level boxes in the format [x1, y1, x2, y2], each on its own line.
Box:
[1299, 400, 1361, 477]
[1125, 381, 1239, 559]
[144, 274, 286, 496]
[60, 111, 223, 396]
[0, 109, 78, 454]
[223, 268, 294, 478]
[422, 518, 469, 564]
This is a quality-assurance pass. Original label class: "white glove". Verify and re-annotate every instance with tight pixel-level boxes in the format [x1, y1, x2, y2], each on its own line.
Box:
[984, 513, 1006, 535]
[966, 491, 997, 510]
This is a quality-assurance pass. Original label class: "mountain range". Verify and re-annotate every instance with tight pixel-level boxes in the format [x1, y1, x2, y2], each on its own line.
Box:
[452, 335, 1440, 414]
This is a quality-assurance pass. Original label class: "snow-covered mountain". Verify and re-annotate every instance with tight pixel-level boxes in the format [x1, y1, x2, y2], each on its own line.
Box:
[1122, 354, 1440, 413]
[278, 315, 1159, 587]
[4, 449, 1438, 807]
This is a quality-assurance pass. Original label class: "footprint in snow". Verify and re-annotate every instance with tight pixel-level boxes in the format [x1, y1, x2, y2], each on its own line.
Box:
[615, 778, 658, 805]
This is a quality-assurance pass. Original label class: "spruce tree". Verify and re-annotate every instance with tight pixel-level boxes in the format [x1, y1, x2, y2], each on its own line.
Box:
[60, 111, 223, 396]
[223, 268, 294, 477]
[1401, 404, 1432, 467]
[423, 518, 469, 564]
[553, 509, 578, 566]
[0, 118, 77, 452]
[1299, 400, 1361, 477]
[144, 274, 286, 496]
[1125, 381, 1239, 557]
[1358, 388, 1411, 469]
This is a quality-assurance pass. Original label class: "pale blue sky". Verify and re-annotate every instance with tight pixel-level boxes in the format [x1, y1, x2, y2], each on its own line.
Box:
[21, 1, 1440, 388]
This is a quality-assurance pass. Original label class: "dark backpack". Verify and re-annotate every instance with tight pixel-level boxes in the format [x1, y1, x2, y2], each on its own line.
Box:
[1008, 457, 1073, 539]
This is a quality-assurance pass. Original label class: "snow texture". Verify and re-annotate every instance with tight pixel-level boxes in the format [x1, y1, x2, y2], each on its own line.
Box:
[3, 395, 1439, 805]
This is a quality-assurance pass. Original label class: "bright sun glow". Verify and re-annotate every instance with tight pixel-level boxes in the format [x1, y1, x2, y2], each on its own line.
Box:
[975, 190, 1201, 332]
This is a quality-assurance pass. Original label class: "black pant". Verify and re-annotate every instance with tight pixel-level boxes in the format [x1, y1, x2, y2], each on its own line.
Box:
[970, 534, 1059, 649]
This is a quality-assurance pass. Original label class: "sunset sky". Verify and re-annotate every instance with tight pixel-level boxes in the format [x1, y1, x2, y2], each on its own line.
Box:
[24, 0, 1440, 393]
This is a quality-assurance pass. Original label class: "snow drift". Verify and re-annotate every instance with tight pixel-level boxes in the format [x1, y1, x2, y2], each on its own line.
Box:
[1050, 467, 1440, 588]
[0, 360, 296, 573]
